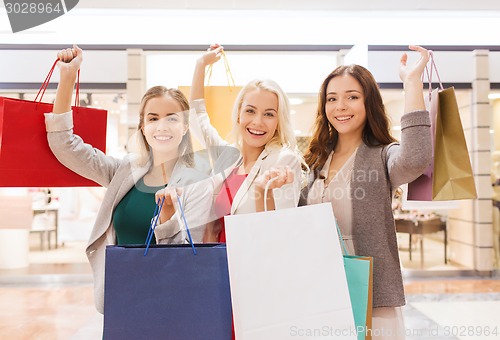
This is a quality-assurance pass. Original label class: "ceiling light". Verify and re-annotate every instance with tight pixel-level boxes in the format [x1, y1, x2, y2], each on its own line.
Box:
[289, 98, 304, 105]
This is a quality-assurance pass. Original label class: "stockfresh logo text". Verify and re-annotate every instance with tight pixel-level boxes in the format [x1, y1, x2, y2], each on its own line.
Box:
[4, 0, 79, 33]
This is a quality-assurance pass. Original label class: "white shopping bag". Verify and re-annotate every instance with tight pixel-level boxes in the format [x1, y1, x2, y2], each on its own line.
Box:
[225, 202, 356, 340]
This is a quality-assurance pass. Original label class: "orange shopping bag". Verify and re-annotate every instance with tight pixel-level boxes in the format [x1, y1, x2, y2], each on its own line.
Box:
[179, 51, 242, 141]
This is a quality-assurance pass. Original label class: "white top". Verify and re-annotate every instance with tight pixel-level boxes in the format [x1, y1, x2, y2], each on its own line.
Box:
[307, 149, 357, 255]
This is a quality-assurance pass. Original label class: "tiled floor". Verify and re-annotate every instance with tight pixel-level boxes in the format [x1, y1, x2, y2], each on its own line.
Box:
[0, 238, 499, 339]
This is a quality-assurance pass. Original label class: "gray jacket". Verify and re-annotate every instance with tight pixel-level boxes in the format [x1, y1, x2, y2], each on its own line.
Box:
[45, 111, 213, 313]
[301, 110, 432, 307]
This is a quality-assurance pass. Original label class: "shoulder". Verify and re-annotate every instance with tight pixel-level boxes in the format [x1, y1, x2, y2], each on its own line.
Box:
[262, 146, 302, 166]
[382, 142, 401, 160]
[172, 162, 211, 184]
[358, 142, 398, 157]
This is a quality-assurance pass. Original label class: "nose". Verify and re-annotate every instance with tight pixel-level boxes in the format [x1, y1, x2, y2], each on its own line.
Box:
[336, 98, 347, 111]
[156, 117, 170, 130]
[252, 113, 264, 125]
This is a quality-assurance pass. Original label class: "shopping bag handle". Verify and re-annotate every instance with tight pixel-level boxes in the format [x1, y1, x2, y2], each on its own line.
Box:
[144, 196, 165, 256]
[176, 194, 197, 255]
[334, 219, 350, 256]
[143, 192, 197, 256]
[423, 50, 444, 100]
[205, 50, 236, 88]
[263, 176, 279, 212]
[34, 59, 81, 106]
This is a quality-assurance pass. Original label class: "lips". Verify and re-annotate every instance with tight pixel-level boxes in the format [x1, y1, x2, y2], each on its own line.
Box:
[335, 115, 354, 122]
[154, 135, 173, 141]
[247, 128, 266, 136]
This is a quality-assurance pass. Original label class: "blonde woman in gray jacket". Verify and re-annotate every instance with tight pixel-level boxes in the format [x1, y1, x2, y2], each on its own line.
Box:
[302, 45, 432, 339]
[46, 45, 213, 314]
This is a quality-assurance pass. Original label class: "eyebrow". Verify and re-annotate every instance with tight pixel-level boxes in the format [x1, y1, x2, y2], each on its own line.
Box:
[244, 104, 277, 113]
[146, 112, 180, 116]
[326, 90, 362, 95]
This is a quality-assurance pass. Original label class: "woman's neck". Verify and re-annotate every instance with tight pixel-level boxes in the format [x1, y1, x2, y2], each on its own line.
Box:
[335, 134, 362, 156]
[240, 143, 264, 174]
[146, 156, 177, 185]
[152, 150, 179, 168]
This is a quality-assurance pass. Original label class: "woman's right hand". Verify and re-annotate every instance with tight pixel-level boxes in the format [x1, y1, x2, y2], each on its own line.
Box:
[53, 44, 82, 114]
[56, 44, 83, 80]
[197, 43, 224, 67]
[191, 43, 224, 102]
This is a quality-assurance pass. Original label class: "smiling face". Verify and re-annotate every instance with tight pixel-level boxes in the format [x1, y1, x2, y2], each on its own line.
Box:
[324, 74, 367, 140]
[237, 88, 279, 153]
[142, 95, 187, 161]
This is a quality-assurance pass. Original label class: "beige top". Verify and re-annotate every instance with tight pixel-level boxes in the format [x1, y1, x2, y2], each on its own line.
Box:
[307, 150, 357, 255]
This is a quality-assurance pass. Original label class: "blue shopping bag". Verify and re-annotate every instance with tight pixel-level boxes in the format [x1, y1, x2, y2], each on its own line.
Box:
[103, 197, 232, 340]
[103, 243, 232, 340]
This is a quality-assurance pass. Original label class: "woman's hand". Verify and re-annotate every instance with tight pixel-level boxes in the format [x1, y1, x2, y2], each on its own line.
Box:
[399, 45, 430, 113]
[256, 166, 295, 191]
[190, 43, 224, 101]
[56, 44, 82, 80]
[197, 43, 224, 68]
[399, 45, 430, 84]
[254, 166, 295, 212]
[154, 187, 183, 223]
[53, 44, 82, 114]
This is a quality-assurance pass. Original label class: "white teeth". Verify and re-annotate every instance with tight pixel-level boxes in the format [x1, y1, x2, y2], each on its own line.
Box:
[336, 116, 353, 121]
[154, 136, 172, 141]
[248, 129, 265, 135]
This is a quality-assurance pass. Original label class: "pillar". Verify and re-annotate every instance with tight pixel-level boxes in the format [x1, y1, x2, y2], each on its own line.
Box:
[125, 49, 147, 144]
[447, 50, 494, 272]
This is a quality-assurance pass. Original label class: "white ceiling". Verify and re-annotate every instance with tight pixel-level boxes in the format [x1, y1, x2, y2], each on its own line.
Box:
[75, 0, 500, 11]
[0, 0, 496, 138]
[2, 2, 500, 46]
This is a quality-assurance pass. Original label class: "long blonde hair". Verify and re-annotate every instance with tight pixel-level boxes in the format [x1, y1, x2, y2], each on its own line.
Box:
[230, 79, 296, 151]
[230, 79, 309, 185]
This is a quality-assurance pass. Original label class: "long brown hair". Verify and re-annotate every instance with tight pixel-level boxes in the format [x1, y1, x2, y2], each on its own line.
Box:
[304, 64, 396, 172]
[137, 86, 194, 167]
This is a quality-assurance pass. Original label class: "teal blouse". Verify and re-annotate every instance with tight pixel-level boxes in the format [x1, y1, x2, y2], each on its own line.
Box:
[113, 178, 165, 245]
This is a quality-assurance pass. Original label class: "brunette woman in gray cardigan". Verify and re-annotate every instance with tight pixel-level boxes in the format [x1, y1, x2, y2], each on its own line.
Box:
[301, 45, 432, 339]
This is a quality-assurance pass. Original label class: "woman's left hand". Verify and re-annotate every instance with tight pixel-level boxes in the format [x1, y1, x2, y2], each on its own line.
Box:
[256, 166, 295, 191]
[399, 45, 430, 84]
[154, 187, 183, 223]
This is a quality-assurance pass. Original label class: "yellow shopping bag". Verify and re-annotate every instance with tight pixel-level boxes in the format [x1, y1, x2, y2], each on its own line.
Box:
[179, 51, 242, 141]
[432, 86, 477, 200]
[407, 52, 477, 201]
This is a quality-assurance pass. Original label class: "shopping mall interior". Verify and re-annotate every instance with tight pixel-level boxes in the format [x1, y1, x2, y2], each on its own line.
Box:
[1, 1, 500, 339]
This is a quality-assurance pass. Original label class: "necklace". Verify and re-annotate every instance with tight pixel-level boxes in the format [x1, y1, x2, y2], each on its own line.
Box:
[161, 163, 168, 184]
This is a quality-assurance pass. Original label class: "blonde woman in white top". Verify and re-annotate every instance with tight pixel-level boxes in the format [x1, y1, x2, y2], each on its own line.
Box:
[191, 44, 305, 242]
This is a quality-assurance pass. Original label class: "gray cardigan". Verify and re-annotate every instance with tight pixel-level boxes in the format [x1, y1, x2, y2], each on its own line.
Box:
[301, 110, 432, 308]
[45, 111, 213, 313]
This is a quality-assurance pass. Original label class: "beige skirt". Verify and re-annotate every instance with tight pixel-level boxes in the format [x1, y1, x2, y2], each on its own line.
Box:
[370, 306, 406, 340]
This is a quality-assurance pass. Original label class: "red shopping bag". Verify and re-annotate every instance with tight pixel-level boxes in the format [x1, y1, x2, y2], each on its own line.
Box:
[0, 60, 107, 187]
